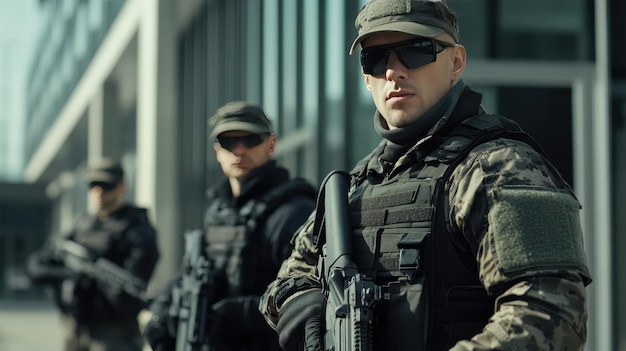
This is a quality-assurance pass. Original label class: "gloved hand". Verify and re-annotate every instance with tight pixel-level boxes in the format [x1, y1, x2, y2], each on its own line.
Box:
[208, 295, 270, 344]
[144, 313, 176, 351]
[144, 280, 178, 351]
[276, 289, 325, 351]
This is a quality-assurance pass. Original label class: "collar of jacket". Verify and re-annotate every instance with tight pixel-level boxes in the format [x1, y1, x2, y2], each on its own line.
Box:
[211, 160, 291, 207]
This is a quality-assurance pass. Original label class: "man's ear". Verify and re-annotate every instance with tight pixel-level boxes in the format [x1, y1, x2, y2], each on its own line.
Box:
[451, 45, 467, 80]
[268, 134, 277, 155]
[363, 73, 372, 90]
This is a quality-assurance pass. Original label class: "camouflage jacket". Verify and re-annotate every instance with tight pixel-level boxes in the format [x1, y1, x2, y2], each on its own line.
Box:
[260, 84, 592, 350]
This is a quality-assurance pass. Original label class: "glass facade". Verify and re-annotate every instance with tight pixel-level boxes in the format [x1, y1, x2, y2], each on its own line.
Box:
[25, 0, 125, 162]
[0, 0, 39, 181]
[449, 0, 593, 61]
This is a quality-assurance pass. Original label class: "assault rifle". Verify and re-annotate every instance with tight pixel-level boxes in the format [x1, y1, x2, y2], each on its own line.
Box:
[169, 230, 215, 351]
[321, 171, 381, 351]
[55, 238, 149, 304]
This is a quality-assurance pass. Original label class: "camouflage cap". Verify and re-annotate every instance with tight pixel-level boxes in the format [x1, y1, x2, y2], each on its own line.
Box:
[350, 0, 459, 54]
[86, 158, 124, 184]
[209, 101, 273, 138]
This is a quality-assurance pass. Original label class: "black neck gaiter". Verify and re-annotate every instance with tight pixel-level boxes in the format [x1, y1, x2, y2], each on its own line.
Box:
[375, 81, 466, 164]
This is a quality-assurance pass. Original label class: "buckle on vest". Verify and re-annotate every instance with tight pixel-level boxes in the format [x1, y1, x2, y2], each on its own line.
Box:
[399, 248, 420, 281]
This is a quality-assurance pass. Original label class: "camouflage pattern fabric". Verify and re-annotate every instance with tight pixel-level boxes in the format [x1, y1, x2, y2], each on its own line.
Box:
[260, 137, 592, 350]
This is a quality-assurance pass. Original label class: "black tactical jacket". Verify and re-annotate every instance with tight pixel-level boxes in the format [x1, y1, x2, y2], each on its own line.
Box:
[147, 160, 316, 351]
[26, 204, 160, 324]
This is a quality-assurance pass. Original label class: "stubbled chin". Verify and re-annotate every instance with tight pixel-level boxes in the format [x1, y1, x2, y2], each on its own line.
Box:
[231, 166, 250, 176]
[384, 110, 412, 128]
[232, 164, 249, 171]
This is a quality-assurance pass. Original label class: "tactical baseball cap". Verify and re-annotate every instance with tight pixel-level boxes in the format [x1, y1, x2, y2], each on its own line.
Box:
[349, 0, 459, 54]
[209, 101, 273, 138]
[86, 158, 124, 184]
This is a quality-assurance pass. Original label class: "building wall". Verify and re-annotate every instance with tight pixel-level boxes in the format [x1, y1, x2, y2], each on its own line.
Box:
[0, 183, 51, 298]
[0, 0, 39, 181]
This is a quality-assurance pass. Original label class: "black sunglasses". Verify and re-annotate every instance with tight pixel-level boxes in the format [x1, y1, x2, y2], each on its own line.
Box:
[215, 133, 269, 152]
[89, 181, 118, 192]
[360, 37, 457, 75]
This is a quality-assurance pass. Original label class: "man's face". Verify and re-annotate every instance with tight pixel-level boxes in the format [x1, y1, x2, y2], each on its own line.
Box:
[89, 181, 125, 213]
[214, 130, 276, 180]
[361, 31, 466, 129]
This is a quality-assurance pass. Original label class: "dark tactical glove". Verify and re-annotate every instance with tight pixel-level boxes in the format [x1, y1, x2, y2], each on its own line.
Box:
[304, 315, 323, 351]
[144, 313, 176, 351]
[276, 289, 325, 351]
[208, 295, 269, 344]
[144, 287, 177, 351]
[25, 247, 72, 285]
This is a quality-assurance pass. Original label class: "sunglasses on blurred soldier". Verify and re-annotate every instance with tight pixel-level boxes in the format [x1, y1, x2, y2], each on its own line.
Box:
[88, 181, 118, 192]
[215, 133, 269, 152]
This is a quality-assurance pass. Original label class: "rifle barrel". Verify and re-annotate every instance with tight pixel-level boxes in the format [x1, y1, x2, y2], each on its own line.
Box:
[324, 171, 356, 277]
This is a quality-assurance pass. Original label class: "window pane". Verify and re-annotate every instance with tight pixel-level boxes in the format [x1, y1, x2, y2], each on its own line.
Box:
[450, 0, 593, 61]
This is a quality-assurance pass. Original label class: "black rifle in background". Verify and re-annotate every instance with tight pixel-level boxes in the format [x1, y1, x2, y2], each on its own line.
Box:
[169, 230, 215, 351]
[320, 170, 381, 351]
[55, 238, 149, 304]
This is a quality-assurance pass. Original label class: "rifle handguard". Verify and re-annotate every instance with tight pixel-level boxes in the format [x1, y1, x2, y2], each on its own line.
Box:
[319, 171, 381, 351]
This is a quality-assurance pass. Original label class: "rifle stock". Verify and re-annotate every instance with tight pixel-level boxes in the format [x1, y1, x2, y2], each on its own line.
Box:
[55, 239, 148, 303]
[170, 230, 214, 351]
[322, 171, 380, 351]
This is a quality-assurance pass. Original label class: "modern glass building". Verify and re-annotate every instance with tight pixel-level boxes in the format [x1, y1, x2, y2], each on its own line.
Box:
[20, 0, 624, 349]
[0, 0, 39, 181]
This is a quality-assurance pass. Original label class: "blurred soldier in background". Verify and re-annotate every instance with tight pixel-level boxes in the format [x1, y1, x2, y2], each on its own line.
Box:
[144, 102, 317, 351]
[26, 158, 160, 351]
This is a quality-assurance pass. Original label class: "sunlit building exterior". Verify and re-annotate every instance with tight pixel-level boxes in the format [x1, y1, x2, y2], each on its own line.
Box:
[0, 0, 48, 301]
[0, 0, 38, 180]
[19, 0, 625, 349]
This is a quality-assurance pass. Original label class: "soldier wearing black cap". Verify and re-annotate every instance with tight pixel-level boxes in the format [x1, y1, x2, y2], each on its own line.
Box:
[144, 102, 317, 351]
[26, 158, 159, 351]
[260, 0, 592, 350]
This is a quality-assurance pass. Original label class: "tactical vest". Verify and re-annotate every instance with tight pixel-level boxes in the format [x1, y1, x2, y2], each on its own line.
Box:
[345, 114, 547, 350]
[72, 206, 150, 265]
[204, 178, 317, 299]
[62, 206, 151, 322]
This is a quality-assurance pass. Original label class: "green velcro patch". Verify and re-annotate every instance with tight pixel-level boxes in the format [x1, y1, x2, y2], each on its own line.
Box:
[489, 187, 586, 274]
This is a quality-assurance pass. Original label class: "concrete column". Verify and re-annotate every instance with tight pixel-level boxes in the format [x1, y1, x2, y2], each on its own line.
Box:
[88, 88, 105, 161]
[87, 82, 126, 214]
[136, 0, 180, 294]
[589, 0, 612, 349]
[88, 82, 125, 161]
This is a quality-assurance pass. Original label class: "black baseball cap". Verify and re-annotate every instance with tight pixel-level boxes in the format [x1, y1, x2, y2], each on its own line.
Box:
[209, 102, 273, 138]
[350, 0, 459, 54]
[86, 158, 124, 184]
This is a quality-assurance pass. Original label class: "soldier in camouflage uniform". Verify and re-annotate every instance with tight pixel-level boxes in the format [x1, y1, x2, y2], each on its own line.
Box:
[259, 0, 592, 350]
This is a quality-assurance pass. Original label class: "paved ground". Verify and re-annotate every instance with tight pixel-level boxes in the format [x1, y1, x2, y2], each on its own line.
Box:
[0, 298, 153, 351]
[0, 298, 64, 351]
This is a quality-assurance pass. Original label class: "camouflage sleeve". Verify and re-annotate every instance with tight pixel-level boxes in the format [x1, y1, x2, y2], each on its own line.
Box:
[447, 138, 592, 350]
[259, 212, 323, 330]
